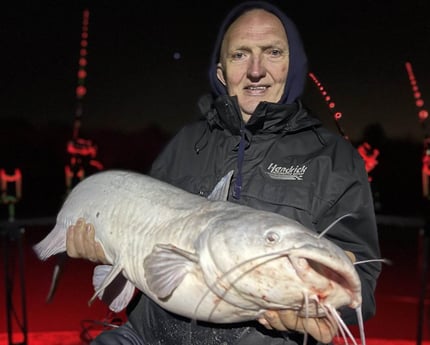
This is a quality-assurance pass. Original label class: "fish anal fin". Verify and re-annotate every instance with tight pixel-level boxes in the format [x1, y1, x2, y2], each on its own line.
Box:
[89, 264, 124, 309]
[104, 279, 135, 313]
[144, 244, 198, 300]
[92, 265, 136, 312]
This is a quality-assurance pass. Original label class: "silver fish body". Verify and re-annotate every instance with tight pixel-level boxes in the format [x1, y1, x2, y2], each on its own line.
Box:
[34, 170, 361, 325]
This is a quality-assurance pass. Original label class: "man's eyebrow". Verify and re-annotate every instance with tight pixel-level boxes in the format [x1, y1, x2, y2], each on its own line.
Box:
[228, 42, 288, 52]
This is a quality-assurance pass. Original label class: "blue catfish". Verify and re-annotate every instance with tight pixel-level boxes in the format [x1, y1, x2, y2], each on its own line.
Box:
[34, 170, 365, 344]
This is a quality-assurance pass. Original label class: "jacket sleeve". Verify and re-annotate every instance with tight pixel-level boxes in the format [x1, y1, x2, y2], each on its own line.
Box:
[316, 150, 382, 324]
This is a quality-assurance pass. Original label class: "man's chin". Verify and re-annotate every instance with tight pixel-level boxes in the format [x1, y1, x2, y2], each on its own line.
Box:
[239, 100, 260, 115]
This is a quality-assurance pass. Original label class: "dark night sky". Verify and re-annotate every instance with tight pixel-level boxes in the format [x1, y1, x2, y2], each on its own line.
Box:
[2, 0, 430, 141]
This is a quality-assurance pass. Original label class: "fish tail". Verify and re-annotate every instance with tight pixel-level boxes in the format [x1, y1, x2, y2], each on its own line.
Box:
[33, 224, 67, 260]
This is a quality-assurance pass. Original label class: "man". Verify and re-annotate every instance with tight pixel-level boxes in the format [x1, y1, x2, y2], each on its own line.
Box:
[67, 2, 381, 344]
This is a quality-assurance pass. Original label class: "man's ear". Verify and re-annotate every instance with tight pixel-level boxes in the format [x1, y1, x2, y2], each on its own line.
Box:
[216, 63, 226, 86]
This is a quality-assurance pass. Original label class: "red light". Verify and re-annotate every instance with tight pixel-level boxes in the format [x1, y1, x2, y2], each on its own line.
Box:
[81, 40, 88, 47]
[0, 169, 22, 201]
[329, 102, 335, 109]
[357, 142, 379, 177]
[325, 96, 331, 102]
[423, 155, 430, 177]
[76, 85, 87, 98]
[416, 99, 424, 107]
[414, 92, 421, 99]
[419, 109, 429, 121]
[82, 32, 89, 39]
[79, 57, 87, 67]
[80, 48, 87, 56]
[78, 69, 87, 79]
[334, 112, 342, 120]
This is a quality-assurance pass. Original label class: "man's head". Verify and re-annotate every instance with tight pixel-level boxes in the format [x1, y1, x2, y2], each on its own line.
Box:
[216, 9, 289, 122]
[209, 1, 307, 122]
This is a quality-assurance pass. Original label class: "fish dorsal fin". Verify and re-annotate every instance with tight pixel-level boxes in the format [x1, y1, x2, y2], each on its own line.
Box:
[144, 244, 198, 299]
[91, 265, 135, 312]
[207, 170, 234, 201]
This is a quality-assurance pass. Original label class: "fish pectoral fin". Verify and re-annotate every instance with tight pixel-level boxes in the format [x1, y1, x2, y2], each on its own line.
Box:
[89, 264, 130, 311]
[144, 244, 198, 300]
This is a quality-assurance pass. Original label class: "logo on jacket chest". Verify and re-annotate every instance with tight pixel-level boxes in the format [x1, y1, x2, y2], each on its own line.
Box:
[266, 163, 308, 180]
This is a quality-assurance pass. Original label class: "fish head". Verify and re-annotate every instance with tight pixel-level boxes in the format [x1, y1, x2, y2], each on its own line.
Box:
[197, 207, 362, 316]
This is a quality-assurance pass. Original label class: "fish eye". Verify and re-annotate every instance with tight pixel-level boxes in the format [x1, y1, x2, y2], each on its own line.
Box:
[265, 231, 280, 245]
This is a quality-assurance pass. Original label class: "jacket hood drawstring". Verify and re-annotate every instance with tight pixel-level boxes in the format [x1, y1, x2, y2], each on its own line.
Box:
[233, 123, 246, 199]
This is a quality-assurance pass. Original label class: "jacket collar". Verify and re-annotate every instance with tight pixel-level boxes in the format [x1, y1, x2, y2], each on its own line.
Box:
[206, 95, 321, 136]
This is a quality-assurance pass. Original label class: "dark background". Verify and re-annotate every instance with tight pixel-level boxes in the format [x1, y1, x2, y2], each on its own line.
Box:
[1, 0, 429, 219]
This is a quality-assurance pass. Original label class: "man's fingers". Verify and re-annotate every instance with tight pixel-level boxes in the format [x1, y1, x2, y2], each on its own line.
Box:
[66, 218, 96, 260]
[83, 223, 97, 261]
[66, 225, 78, 257]
[262, 310, 290, 331]
[66, 219, 85, 258]
[303, 318, 337, 344]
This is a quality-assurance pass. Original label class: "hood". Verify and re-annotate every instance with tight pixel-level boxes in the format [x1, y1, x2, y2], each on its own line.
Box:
[208, 1, 308, 105]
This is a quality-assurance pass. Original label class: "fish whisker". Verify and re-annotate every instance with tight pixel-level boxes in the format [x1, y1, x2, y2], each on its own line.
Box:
[354, 258, 391, 266]
[317, 213, 356, 239]
[194, 251, 292, 320]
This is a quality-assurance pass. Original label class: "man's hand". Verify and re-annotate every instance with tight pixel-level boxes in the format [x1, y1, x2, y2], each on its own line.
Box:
[66, 218, 108, 264]
[258, 309, 337, 343]
[256, 250, 355, 342]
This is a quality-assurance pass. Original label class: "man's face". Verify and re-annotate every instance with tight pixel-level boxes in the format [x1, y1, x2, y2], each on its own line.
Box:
[217, 9, 289, 122]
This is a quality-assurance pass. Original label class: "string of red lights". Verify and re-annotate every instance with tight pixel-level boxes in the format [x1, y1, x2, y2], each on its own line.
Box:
[308, 72, 348, 140]
[65, 8, 103, 194]
[308, 72, 379, 180]
[405, 61, 430, 199]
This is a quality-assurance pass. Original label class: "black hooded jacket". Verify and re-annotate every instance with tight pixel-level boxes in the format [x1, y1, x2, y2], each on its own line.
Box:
[124, 2, 381, 345]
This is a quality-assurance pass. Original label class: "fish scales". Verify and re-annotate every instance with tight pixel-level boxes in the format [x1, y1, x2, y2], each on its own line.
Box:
[34, 170, 364, 341]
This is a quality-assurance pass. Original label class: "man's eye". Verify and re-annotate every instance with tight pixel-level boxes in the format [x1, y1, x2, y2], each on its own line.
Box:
[269, 49, 282, 57]
[232, 52, 245, 60]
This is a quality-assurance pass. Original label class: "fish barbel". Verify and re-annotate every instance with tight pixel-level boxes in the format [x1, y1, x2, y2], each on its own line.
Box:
[34, 170, 365, 344]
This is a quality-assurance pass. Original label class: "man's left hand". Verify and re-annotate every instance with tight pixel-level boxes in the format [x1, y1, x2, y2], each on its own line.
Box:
[258, 309, 337, 344]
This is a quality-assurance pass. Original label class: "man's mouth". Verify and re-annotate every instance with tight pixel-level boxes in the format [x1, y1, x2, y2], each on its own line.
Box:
[244, 85, 269, 94]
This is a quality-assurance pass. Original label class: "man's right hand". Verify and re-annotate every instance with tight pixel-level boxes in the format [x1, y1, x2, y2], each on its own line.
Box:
[66, 218, 108, 264]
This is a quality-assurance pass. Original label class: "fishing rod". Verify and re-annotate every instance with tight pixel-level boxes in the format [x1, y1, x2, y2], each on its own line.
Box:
[308, 72, 379, 180]
[308, 72, 348, 140]
[65, 8, 103, 193]
[405, 61, 430, 199]
[404, 61, 430, 345]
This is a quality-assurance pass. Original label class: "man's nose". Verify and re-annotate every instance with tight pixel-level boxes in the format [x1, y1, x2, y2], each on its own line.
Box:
[247, 55, 266, 80]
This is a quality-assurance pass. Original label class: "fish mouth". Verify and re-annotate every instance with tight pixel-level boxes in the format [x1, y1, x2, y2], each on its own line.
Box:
[287, 247, 361, 310]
